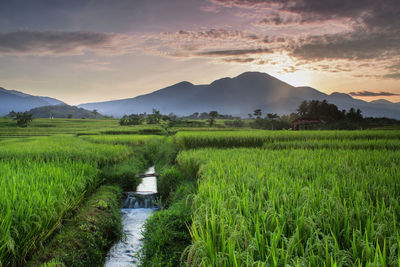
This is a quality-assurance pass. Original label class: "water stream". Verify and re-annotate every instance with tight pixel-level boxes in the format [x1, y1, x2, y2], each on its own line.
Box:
[104, 166, 157, 267]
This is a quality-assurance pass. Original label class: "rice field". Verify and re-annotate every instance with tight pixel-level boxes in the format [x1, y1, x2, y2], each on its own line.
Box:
[264, 138, 400, 150]
[81, 134, 164, 146]
[0, 130, 154, 266]
[1, 117, 400, 267]
[178, 148, 400, 266]
[0, 158, 98, 265]
[0, 136, 131, 165]
[175, 130, 400, 149]
[0, 118, 167, 140]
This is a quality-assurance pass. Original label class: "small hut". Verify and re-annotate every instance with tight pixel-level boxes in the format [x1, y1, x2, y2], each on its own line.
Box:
[293, 118, 324, 130]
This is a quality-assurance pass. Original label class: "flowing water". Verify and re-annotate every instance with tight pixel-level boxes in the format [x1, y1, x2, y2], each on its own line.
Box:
[104, 166, 157, 267]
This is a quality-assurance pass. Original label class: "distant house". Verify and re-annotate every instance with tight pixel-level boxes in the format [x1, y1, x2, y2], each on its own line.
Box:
[293, 118, 324, 130]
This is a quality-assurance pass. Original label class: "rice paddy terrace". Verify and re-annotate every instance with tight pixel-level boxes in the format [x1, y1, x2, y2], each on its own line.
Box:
[0, 118, 399, 266]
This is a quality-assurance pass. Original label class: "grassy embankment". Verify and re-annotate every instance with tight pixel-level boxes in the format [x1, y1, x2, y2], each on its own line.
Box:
[0, 125, 164, 266]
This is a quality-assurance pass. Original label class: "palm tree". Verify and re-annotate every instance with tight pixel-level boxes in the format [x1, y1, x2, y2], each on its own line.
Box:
[208, 111, 218, 126]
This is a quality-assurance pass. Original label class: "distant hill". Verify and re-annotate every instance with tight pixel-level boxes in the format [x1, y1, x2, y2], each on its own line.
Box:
[79, 72, 400, 119]
[28, 104, 104, 119]
[0, 87, 64, 116]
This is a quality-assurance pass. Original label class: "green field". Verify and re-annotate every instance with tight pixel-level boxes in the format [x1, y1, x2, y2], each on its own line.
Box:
[0, 118, 399, 266]
[178, 148, 399, 266]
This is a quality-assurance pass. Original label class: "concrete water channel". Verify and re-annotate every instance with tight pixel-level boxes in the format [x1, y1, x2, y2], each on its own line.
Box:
[104, 166, 158, 267]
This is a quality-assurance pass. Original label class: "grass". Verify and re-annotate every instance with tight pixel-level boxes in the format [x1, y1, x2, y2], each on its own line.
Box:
[0, 158, 99, 265]
[175, 130, 400, 149]
[0, 133, 143, 265]
[263, 138, 400, 150]
[28, 185, 122, 267]
[178, 148, 400, 266]
[81, 134, 164, 146]
[0, 118, 168, 140]
[0, 135, 132, 165]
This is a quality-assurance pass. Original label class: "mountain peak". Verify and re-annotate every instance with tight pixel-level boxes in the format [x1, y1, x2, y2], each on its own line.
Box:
[330, 92, 353, 99]
[370, 99, 393, 104]
[174, 81, 193, 87]
[235, 71, 275, 80]
[75, 71, 400, 119]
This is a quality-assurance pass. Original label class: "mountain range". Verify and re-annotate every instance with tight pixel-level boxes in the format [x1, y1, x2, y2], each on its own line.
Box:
[1, 72, 400, 119]
[0, 87, 64, 116]
[79, 72, 400, 119]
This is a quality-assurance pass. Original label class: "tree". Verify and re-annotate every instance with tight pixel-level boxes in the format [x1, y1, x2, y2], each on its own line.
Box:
[296, 100, 345, 122]
[199, 112, 209, 120]
[14, 111, 33, 127]
[8, 110, 16, 118]
[119, 114, 144, 125]
[253, 109, 262, 119]
[266, 113, 279, 120]
[147, 109, 162, 124]
[297, 100, 309, 117]
[208, 111, 218, 126]
[346, 108, 363, 121]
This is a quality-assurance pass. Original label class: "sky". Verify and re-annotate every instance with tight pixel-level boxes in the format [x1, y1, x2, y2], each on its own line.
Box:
[0, 0, 399, 105]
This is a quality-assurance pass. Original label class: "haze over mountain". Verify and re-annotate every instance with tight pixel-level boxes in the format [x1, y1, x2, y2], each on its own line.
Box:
[0, 87, 64, 116]
[79, 72, 400, 119]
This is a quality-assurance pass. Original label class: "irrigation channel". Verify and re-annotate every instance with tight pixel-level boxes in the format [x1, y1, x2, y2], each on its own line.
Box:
[104, 166, 158, 267]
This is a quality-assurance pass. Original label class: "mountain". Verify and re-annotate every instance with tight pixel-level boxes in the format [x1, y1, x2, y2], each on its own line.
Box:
[0, 87, 64, 116]
[28, 104, 104, 119]
[79, 72, 400, 119]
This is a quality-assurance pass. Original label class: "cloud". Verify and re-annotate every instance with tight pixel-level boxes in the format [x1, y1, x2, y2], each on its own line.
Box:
[349, 90, 400, 96]
[0, 31, 134, 56]
[383, 73, 400, 80]
[221, 57, 255, 63]
[289, 31, 400, 61]
[208, 0, 400, 64]
[197, 48, 270, 56]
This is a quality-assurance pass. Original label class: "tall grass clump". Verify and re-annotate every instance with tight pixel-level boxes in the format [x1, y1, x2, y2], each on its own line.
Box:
[178, 148, 400, 266]
[175, 130, 400, 149]
[0, 135, 132, 166]
[264, 139, 400, 150]
[81, 134, 164, 146]
[0, 159, 98, 265]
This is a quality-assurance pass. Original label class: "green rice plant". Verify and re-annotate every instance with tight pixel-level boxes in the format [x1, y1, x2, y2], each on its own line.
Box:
[0, 158, 99, 266]
[81, 134, 164, 146]
[178, 148, 400, 266]
[264, 138, 400, 150]
[0, 118, 121, 139]
[0, 135, 131, 165]
[175, 130, 400, 149]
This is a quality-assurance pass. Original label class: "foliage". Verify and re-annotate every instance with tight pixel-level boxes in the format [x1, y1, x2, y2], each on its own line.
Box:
[297, 99, 345, 121]
[81, 134, 164, 146]
[175, 130, 400, 149]
[119, 114, 144, 125]
[141, 199, 192, 267]
[28, 186, 122, 267]
[253, 109, 262, 119]
[147, 109, 162, 124]
[178, 148, 400, 266]
[0, 134, 136, 265]
[224, 119, 244, 128]
[100, 147, 150, 191]
[207, 111, 218, 127]
[0, 135, 131, 166]
[0, 158, 99, 265]
[12, 111, 33, 127]
[264, 138, 400, 150]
